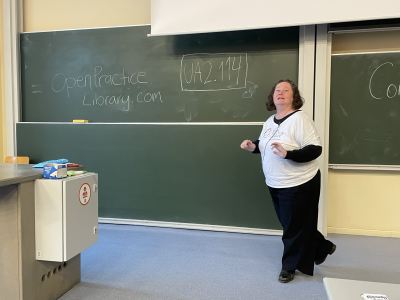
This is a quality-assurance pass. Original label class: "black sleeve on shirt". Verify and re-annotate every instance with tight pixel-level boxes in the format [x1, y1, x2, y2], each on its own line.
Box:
[285, 145, 322, 163]
[252, 140, 260, 154]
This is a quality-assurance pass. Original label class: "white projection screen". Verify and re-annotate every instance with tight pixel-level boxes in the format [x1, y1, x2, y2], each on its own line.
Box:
[151, 0, 400, 36]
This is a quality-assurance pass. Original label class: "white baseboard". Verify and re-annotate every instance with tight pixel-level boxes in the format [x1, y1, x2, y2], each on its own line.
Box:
[328, 227, 400, 238]
[98, 218, 283, 236]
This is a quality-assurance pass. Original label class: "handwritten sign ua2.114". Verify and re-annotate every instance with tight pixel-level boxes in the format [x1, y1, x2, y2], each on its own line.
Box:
[180, 53, 248, 92]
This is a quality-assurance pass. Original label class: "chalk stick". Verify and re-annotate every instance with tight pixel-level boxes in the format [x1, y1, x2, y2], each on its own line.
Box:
[73, 120, 88, 123]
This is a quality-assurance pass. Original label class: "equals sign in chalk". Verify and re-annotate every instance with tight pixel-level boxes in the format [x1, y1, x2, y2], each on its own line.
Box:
[32, 84, 42, 93]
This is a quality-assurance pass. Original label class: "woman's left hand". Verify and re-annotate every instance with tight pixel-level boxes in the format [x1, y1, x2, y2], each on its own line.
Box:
[271, 142, 287, 158]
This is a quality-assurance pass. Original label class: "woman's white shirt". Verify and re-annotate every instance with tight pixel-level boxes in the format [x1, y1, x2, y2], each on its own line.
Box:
[258, 111, 321, 188]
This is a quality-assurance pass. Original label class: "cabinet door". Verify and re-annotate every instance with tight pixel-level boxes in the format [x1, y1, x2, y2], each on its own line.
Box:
[63, 174, 98, 261]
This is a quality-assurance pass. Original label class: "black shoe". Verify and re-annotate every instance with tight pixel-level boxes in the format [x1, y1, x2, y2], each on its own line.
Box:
[315, 244, 336, 265]
[278, 269, 295, 283]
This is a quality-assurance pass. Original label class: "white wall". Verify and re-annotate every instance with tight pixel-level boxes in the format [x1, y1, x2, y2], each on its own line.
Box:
[23, 0, 151, 32]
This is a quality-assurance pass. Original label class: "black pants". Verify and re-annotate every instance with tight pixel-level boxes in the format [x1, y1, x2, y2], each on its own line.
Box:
[268, 170, 333, 276]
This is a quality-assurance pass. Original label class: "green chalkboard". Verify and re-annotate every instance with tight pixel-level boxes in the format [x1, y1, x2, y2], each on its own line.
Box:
[20, 25, 298, 122]
[17, 123, 281, 229]
[330, 53, 400, 165]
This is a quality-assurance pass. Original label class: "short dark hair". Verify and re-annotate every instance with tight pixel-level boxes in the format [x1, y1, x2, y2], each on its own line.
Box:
[266, 79, 304, 111]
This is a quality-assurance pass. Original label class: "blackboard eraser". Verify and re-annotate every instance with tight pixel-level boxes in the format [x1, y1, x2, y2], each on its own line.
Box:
[73, 120, 88, 123]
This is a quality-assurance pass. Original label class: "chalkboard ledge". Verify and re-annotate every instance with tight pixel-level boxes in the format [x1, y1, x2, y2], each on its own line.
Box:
[329, 164, 400, 171]
[98, 217, 283, 235]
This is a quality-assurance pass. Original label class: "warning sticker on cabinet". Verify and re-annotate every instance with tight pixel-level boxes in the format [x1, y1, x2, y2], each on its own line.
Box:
[79, 183, 91, 205]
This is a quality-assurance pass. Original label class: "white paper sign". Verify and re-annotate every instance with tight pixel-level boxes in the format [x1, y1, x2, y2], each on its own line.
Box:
[361, 294, 389, 300]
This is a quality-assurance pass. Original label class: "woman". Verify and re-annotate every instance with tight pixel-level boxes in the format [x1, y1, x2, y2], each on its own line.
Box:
[240, 79, 335, 283]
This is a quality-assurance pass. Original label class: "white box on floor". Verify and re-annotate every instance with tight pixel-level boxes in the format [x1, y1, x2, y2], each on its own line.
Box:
[35, 173, 99, 262]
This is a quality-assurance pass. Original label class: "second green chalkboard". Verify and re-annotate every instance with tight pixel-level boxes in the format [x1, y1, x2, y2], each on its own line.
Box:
[330, 53, 400, 165]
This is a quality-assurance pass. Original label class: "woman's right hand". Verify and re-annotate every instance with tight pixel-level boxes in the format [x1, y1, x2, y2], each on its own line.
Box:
[240, 140, 256, 152]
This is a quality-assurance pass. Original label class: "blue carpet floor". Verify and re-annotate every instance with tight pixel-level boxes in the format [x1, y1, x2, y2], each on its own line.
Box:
[59, 224, 400, 300]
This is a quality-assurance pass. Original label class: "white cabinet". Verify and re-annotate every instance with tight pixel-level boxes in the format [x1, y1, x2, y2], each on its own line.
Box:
[35, 173, 98, 262]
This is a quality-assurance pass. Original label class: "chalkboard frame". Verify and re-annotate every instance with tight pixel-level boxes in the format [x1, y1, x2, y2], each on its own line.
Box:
[329, 51, 400, 170]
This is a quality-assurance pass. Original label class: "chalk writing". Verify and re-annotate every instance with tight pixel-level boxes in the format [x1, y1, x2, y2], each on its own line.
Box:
[31, 83, 42, 93]
[82, 91, 162, 112]
[136, 92, 163, 103]
[50, 66, 160, 112]
[51, 66, 148, 98]
[242, 84, 258, 98]
[369, 62, 400, 100]
[180, 53, 248, 91]
[83, 93, 131, 111]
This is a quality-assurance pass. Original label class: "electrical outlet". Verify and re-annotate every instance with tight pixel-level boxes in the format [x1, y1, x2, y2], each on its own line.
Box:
[37, 251, 42, 258]
[94, 226, 98, 234]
